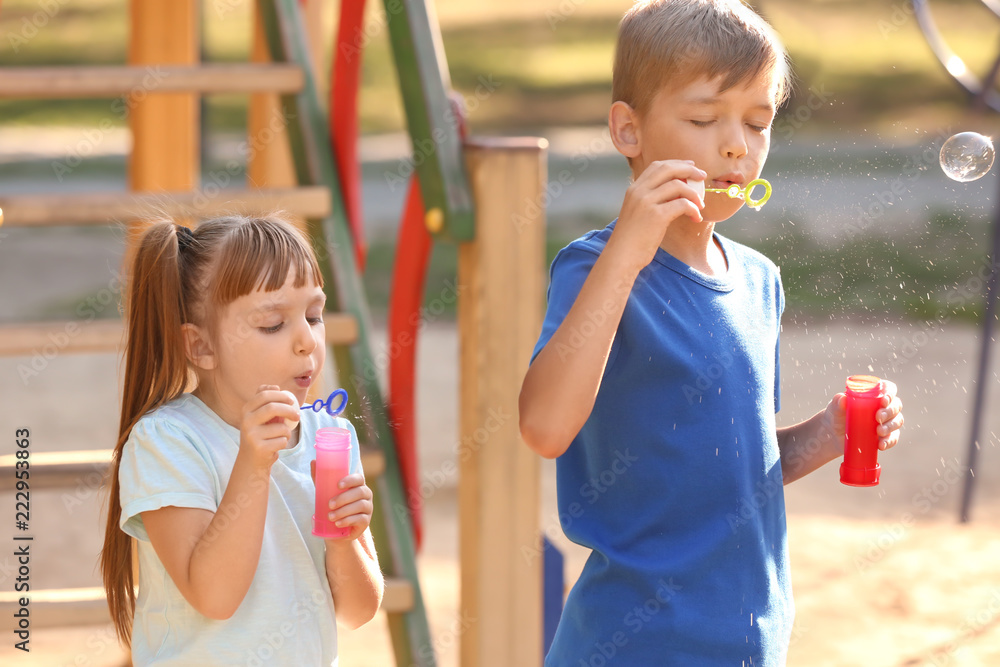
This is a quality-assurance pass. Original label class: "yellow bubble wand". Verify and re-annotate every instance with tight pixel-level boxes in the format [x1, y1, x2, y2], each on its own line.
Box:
[690, 178, 773, 211]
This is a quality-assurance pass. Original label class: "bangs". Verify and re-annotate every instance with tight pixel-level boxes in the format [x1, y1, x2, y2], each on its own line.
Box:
[210, 216, 324, 307]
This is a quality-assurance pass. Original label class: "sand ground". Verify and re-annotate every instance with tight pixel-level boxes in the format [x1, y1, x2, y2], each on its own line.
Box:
[1, 314, 999, 666]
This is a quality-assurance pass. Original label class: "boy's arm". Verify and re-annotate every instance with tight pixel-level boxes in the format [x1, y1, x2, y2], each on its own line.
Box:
[778, 380, 904, 484]
[519, 160, 706, 459]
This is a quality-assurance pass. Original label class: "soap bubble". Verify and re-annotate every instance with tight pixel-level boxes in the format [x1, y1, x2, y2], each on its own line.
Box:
[939, 132, 995, 182]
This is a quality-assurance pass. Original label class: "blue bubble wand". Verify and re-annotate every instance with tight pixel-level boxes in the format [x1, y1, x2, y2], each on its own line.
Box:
[301, 388, 349, 417]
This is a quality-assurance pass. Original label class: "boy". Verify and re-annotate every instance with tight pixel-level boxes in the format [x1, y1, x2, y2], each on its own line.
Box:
[518, 1, 905, 664]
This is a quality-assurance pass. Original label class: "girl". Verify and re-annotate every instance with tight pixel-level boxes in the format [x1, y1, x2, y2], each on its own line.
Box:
[101, 215, 383, 665]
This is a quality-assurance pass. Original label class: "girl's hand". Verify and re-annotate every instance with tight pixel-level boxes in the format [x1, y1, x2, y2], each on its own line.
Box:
[239, 384, 300, 470]
[824, 379, 904, 451]
[310, 463, 373, 543]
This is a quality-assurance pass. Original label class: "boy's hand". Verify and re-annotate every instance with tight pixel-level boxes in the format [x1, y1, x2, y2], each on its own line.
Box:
[825, 379, 904, 450]
[310, 463, 373, 544]
[611, 159, 707, 273]
[238, 384, 300, 470]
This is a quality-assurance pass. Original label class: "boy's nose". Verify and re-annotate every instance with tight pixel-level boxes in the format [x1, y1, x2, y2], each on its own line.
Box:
[720, 125, 749, 159]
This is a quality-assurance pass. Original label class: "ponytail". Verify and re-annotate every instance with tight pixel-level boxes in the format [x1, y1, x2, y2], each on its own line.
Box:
[101, 222, 192, 647]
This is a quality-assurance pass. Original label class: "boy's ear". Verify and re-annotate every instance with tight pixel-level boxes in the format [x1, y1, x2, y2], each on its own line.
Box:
[181, 323, 217, 370]
[609, 100, 641, 159]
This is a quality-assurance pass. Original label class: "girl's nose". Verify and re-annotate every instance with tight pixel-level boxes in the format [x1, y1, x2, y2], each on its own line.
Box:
[294, 318, 318, 355]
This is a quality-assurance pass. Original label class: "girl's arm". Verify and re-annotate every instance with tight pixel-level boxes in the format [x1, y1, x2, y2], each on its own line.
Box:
[778, 380, 903, 484]
[321, 472, 383, 628]
[141, 387, 301, 620]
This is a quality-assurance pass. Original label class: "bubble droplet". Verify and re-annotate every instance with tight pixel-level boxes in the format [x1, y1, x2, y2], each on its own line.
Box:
[939, 132, 995, 182]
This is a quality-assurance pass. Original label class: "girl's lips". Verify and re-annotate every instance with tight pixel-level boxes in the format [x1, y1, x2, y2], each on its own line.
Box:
[294, 375, 312, 389]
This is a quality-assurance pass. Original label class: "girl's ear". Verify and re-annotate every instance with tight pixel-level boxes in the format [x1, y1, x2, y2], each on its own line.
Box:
[181, 323, 216, 370]
[609, 100, 642, 159]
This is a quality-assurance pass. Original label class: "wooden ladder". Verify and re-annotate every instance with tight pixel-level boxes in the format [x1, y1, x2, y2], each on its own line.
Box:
[0, 0, 437, 663]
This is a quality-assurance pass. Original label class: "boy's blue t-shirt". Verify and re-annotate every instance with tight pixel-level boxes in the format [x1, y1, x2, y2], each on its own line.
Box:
[533, 222, 793, 666]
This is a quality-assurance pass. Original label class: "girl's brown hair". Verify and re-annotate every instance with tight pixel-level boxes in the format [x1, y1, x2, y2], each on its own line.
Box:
[100, 214, 323, 646]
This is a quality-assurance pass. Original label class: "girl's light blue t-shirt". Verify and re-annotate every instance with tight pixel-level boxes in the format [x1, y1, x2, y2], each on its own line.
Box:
[119, 392, 362, 666]
[534, 224, 794, 666]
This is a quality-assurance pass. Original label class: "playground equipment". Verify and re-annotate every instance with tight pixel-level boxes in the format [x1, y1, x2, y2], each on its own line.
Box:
[912, 0, 1000, 522]
[0, 1, 547, 664]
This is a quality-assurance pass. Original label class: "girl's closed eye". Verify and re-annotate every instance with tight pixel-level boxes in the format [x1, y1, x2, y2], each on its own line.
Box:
[690, 119, 714, 127]
[260, 322, 283, 334]
[307, 316, 324, 326]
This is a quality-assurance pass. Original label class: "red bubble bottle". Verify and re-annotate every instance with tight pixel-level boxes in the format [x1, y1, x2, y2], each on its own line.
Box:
[840, 375, 884, 487]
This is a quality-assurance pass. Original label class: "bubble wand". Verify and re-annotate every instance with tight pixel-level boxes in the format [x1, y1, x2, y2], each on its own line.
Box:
[688, 177, 773, 211]
[301, 388, 349, 416]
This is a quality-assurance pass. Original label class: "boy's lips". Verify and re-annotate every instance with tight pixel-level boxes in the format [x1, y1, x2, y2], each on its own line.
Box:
[711, 173, 745, 188]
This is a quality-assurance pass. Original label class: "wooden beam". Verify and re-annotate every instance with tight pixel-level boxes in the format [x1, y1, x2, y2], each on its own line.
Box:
[0, 187, 332, 227]
[0, 64, 304, 98]
[458, 137, 547, 667]
[0, 312, 358, 358]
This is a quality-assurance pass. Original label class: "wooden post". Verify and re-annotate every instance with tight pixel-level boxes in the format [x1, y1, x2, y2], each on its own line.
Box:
[128, 0, 199, 195]
[248, 0, 323, 192]
[248, 0, 297, 192]
[458, 137, 548, 667]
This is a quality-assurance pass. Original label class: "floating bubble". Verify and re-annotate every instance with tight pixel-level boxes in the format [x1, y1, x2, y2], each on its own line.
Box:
[939, 132, 995, 182]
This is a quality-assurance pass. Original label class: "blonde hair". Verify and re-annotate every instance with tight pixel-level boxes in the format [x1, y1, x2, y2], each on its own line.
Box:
[613, 0, 792, 115]
[100, 214, 324, 647]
